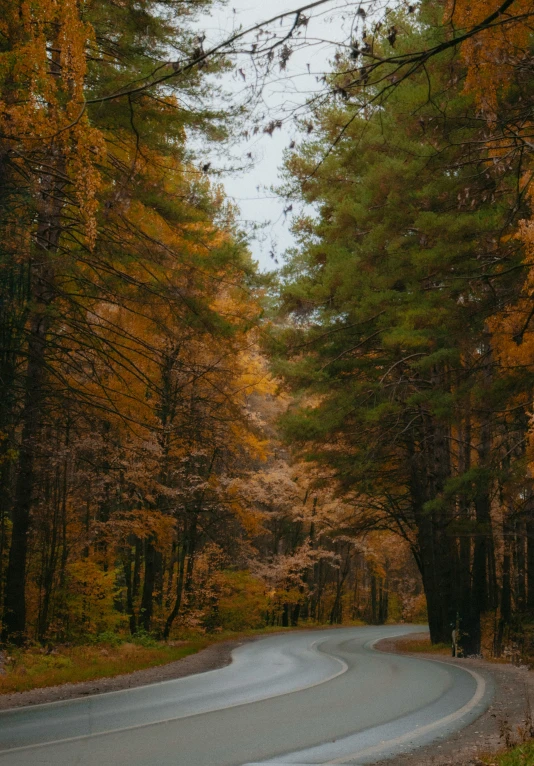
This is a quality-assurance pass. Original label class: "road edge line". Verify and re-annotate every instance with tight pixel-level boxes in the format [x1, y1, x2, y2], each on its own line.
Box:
[322, 644, 488, 765]
[0, 636, 350, 756]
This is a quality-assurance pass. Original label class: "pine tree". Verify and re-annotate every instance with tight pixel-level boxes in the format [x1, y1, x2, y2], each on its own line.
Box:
[274, 4, 533, 651]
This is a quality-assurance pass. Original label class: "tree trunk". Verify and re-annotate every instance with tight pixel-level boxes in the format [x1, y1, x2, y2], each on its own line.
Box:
[527, 519, 534, 611]
[139, 539, 158, 632]
[495, 518, 512, 657]
[457, 405, 473, 654]
[465, 358, 494, 657]
[282, 602, 289, 627]
[163, 539, 187, 640]
[37, 464, 61, 641]
[0, 461, 9, 613]
[123, 541, 137, 635]
[515, 520, 527, 612]
[407, 417, 456, 645]
[379, 577, 389, 623]
[2, 140, 64, 643]
[2, 310, 49, 644]
[370, 574, 378, 624]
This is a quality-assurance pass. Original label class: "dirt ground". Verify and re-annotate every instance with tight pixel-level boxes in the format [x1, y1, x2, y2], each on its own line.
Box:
[374, 632, 534, 766]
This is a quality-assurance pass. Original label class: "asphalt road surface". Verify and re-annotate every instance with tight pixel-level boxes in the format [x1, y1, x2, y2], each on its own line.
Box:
[0, 625, 492, 765]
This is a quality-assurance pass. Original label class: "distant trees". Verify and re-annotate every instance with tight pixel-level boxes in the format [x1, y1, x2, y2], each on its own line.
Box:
[241, 459, 424, 628]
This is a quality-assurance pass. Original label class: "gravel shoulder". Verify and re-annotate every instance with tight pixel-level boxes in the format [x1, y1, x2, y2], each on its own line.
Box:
[374, 632, 534, 766]
[0, 636, 259, 711]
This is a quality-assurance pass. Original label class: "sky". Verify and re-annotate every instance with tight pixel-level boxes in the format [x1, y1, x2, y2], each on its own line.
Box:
[198, 0, 354, 271]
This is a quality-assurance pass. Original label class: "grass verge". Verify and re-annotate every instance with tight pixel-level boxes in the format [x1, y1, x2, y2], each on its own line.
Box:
[485, 741, 534, 766]
[0, 639, 210, 695]
[395, 636, 451, 655]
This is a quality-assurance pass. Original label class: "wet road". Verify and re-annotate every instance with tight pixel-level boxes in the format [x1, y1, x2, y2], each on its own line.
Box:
[0, 625, 492, 765]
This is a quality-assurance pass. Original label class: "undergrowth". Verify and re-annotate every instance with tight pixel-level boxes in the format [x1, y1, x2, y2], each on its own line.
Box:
[0, 639, 206, 695]
[486, 741, 534, 766]
[396, 637, 451, 655]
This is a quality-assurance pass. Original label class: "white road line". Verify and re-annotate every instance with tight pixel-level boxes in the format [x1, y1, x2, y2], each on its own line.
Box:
[322, 661, 487, 764]
[0, 638, 349, 756]
[246, 636, 488, 766]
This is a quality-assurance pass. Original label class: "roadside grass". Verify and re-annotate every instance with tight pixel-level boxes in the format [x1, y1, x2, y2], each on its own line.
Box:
[0, 640, 209, 695]
[0, 621, 358, 696]
[396, 637, 451, 655]
[485, 741, 534, 766]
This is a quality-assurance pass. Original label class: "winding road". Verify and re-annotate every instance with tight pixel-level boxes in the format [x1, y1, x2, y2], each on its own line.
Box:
[0, 625, 492, 765]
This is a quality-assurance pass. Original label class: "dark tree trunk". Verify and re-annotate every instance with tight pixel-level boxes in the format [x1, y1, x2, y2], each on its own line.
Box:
[351, 560, 360, 620]
[132, 538, 141, 600]
[282, 603, 289, 627]
[2, 310, 49, 644]
[0, 461, 10, 613]
[456, 406, 473, 654]
[495, 518, 512, 657]
[407, 416, 456, 645]
[464, 359, 494, 657]
[38, 464, 61, 641]
[379, 577, 389, 624]
[123, 541, 137, 635]
[2, 144, 64, 644]
[370, 574, 378, 624]
[464, 478, 494, 657]
[184, 520, 197, 599]
[515, 520, 527, 612]
[527, 520, 534, 611]
[139, 539, 159, 632]
[163, 534, 189, 639]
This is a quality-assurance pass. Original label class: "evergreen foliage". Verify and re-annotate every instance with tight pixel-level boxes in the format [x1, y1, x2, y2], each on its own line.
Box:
[275, 4, 534, 654]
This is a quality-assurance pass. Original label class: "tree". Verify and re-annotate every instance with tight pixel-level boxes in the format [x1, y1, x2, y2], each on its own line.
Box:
[273, 3, 533, 651]
[0, 0, 262, 643]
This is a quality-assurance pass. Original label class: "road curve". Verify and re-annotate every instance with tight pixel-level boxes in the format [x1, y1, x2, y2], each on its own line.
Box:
[0, 625, 492, 766]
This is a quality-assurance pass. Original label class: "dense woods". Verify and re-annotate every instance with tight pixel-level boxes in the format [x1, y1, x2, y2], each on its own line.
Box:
[1, 0, 534, 665]
[0, 0, 421, 649]
[275, 0, 534, 657]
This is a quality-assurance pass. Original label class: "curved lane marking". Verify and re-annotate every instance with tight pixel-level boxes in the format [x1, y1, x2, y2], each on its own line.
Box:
[322, 649, 487, 765]
[0, 635, 340, 715]
[0, 637, 350, 755]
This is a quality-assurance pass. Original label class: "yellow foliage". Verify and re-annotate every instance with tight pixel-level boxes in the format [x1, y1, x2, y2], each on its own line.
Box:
[215, 570, 269, 631]
[0, 0, 105, 246]
[65, 560, 125, 637]
[448, 0, 531, 123]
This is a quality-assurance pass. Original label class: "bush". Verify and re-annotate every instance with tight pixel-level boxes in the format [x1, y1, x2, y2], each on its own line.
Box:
[131, 629, 159, 648]
[213, 571, 269, 632]
[64, 561, 126, 640]
[91, 631, 124, 648]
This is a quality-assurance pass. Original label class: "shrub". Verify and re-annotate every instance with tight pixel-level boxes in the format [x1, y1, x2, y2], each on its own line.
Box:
[213, 570, 269, 631]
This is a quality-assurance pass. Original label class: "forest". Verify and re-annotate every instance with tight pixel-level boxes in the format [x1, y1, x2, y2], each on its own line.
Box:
[0, 0, 534, 671]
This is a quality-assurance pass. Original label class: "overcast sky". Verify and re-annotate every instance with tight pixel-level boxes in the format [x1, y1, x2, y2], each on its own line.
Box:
[198, 0, 352, 271]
